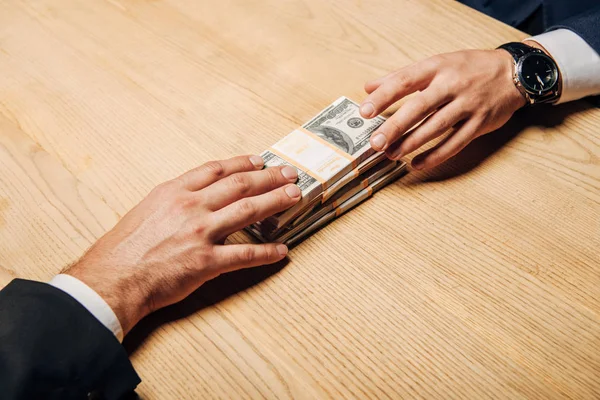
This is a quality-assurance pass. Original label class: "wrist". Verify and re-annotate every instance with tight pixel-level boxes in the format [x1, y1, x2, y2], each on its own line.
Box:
[494, 48, 528, 110]
[65, 259, 150, 336]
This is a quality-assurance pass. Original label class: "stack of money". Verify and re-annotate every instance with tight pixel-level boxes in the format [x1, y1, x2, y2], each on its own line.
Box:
[246, 97, 407, 246]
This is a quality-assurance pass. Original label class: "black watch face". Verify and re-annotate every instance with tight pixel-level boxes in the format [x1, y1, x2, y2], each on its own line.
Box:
[517, 53, 558, 95]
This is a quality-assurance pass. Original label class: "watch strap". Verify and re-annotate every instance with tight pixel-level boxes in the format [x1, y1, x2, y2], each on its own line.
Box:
[497, 42, 543, 62]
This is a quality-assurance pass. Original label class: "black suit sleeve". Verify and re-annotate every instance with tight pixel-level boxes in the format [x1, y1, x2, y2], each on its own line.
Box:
[550, 5, 600, 54]
[0, 279, 141, 400]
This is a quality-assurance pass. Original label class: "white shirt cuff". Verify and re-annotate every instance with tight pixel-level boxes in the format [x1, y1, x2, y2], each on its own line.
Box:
[526, 29, 600, 104]
[49, 274, 124, 342]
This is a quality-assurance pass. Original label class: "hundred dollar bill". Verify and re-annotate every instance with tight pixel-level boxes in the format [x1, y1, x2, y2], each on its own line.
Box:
[255, 96, 386, 231]
[251, 158, 396, 242]
[282, 162, 408, 246]
[245, 162, 407, 245]
[273, 159, 402, 243]
[285, 158, 399, 233]
[253, 151, 387, 239]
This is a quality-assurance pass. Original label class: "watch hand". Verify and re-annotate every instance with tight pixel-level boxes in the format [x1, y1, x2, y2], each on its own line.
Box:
[536, 74, 545, 88]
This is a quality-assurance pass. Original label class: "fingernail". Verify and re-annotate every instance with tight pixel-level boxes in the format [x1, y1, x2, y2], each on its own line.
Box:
[281, 166, 298, 181]
[360, 102, 375, 118]
[249, 155, 264, 169]
[284, 184, 301, 198]
[276, 244, 288, 257]
[371, 133, 387, 150]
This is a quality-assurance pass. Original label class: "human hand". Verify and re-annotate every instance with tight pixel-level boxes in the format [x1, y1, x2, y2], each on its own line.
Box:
[66, 156, 301, 335]
[360, 49, 526, 170]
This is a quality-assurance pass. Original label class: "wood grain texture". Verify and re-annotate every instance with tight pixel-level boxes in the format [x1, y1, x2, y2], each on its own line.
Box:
[0, 0, 599, 398]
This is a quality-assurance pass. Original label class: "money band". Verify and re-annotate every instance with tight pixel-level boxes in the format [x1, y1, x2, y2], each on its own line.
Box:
[335, 185, 374, 217]
[271, 128, 357, 190]
[332, 177, 371, 208]
[267, 146, 328, 188]
[297, 127, 359, 169]
[321, 167, 360, 202]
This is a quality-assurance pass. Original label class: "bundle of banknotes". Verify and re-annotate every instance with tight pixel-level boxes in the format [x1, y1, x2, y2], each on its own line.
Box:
[245, 97, 407, 246]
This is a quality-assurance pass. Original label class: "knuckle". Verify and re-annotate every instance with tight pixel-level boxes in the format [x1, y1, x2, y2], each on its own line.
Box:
[203, 161, 225, 178]
[445, 73, 463, 90]
[236, 198, 257, 218]
[268, 167, 282, 187]
[433, 80, 452, 100]
[410, 97, 430, 116]
[433, 115, 453, 132]
[385, 117, 404, 137]
[457, 99, 477, 115]
[230, 173, 251, 194]
[179, 195, 198, 210]
[181, 220, 199, 240]
[376, 82, 397, 102]
[151, 180, 175, 196]
[194, 222, 208, 236]
[239, 246, 256, 264]
[264, 245, 276, 260]
[196, 248, 214, 268]
[390, 74, 412, 91]
[425, 55, 444, 69]
[150, 178, 181, 201]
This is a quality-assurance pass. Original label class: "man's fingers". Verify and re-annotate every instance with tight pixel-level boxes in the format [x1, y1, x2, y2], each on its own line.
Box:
[411, 118, 483, 170]
[360, 63, 434, 119]
[209, 184, 302, 239]
[178, 155, 265, 191]
[364, 70, 397, 94]
[364, 79, 383, 95]
[369, 87, 451, 152]
[212, 243, 288, 274]
[199, 166, 298, 210]
[385, 102, 469, 160]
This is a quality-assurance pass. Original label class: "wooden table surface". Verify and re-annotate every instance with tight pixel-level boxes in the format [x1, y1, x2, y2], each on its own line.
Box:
[1, 0, 599, 398]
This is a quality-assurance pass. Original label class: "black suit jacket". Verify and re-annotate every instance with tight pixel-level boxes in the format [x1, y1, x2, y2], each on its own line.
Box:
[460, 1, 600, 106]
[459, 0, 600, 53]
[0, 279, 140, 400]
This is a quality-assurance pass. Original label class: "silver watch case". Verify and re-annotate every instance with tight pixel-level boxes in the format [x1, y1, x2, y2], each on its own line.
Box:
[516, 52, 559, 97]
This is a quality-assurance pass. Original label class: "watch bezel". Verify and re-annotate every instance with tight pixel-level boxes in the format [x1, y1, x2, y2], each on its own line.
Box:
[516, 53, 559, 96]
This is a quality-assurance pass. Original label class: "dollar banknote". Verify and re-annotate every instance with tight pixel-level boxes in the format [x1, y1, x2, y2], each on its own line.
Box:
[256, 96, 386, 231]
[256, 151, 387, 239]
[288, 157, 399, 231]
[251, 158, 396, 242]
[302, 97, 383, 156]
[284, 162, 407, 246]
[246, 162, 408, 246]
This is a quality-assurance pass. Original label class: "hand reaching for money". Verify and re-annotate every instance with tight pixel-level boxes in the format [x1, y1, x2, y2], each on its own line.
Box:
[359, 49, 527, 170]
[66, 156, 301, 335]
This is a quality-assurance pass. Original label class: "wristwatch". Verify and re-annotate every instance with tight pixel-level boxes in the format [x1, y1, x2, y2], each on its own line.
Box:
[497, 42, 561, 105]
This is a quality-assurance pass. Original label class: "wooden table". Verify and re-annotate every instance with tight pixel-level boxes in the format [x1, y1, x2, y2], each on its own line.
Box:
[1, 0, 599, 398]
